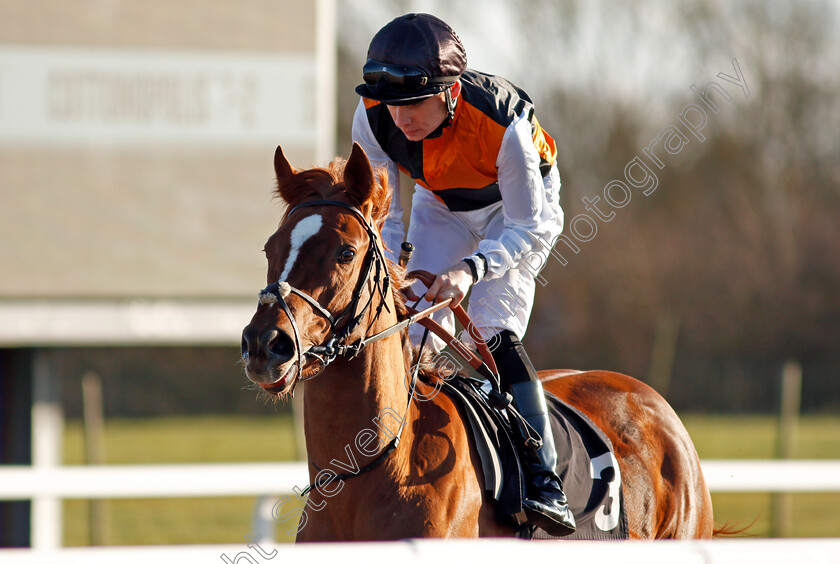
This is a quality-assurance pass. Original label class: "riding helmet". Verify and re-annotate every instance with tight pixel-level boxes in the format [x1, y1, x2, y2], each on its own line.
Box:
[355, 13, 467, 105]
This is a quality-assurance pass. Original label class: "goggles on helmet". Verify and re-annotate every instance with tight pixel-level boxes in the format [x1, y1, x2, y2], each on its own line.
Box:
[363, 59, 457, 94]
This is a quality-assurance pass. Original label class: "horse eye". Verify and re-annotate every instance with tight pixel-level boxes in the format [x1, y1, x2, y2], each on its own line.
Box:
[338, 248, 356, 264]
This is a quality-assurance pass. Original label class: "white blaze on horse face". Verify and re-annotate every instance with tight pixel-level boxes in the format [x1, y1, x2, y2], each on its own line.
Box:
[278, 214, 323, 282]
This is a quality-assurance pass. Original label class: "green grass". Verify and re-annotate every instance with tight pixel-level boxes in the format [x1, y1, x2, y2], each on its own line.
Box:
[62, 415, 301, 546]
[63, 415, 301, 465]
[680, 414, 840, 538]
[681, 414, 840, 460]
[61, 413, 840, 545]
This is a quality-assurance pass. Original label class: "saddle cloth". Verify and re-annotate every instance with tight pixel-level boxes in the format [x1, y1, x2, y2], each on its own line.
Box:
[439, 376, 629, 540]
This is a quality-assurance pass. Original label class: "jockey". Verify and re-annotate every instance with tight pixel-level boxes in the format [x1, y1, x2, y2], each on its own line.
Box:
[351, 13, 575, 537]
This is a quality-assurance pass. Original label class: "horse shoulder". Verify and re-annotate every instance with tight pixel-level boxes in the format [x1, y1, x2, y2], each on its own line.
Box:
[400, 380, 507, 537]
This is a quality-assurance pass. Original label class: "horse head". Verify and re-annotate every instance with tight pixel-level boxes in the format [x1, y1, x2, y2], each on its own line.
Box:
[241, 144, 395, 397]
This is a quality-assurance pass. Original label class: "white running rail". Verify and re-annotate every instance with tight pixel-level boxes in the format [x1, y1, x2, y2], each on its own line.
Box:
[2, 538, 840, 564]
[2, 460, 840, 500]
[1, 460, 839, 554]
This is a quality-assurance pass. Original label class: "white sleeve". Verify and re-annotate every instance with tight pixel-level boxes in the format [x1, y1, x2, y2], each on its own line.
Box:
[351, 100, 405, 261]
[475, 111, 564, 280]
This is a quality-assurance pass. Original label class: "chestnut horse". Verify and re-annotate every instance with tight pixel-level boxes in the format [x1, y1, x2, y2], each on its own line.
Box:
[241, 144, 714, 541]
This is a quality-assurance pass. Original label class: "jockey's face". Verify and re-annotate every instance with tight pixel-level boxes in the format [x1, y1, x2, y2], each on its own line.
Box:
[386, 83, 459, 141]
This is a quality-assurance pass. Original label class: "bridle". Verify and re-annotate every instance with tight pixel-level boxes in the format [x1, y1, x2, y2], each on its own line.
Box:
[256, 199, 392, 384]
[256, 198, 417, 493]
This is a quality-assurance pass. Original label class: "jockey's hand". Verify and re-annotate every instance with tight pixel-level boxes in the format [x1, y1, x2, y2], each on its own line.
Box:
[399, 285, 420, 303]
[425, 261, 474, 307]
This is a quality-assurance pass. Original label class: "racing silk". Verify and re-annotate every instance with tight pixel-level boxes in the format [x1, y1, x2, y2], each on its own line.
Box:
[352, 69, 564, 280]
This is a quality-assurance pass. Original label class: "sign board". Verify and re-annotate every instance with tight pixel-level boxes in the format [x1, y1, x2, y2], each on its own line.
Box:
[0, 0, 336, 300]
[0, 47, 316, 147]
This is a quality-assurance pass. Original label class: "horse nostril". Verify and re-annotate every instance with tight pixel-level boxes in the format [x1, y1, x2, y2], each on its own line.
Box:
[243, 325, 295, 364]
[242, 325, 261, 359]
[266, 328, 295, 362]
[241, 334, 249, 360]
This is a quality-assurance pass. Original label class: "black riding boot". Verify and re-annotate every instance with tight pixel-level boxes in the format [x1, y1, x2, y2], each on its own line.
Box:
[489, 330, 576, 537]
[509, 380, 577, 537]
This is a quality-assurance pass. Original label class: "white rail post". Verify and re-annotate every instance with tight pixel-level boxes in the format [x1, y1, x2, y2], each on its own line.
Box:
[251, 496, 279, 542]
[31, 349, 63, 549]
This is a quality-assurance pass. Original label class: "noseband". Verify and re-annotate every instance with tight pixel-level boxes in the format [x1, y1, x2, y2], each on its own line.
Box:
[256, 199, 391, 384]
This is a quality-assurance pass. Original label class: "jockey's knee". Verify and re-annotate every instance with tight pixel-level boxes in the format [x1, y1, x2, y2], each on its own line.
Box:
[489, 329, 539, 388]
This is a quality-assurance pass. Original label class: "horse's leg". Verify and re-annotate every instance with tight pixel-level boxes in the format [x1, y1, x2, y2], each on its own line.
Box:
[541, 370, 715, 539]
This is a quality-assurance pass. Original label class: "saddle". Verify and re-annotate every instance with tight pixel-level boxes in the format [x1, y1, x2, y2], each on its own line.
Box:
[437, 375, 629, 540]
[405, 270, 628, 539]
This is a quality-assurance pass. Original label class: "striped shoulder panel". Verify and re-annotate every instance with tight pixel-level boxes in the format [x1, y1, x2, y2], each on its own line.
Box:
[460, 70, 557, 172]
[459, 70, 535, 128]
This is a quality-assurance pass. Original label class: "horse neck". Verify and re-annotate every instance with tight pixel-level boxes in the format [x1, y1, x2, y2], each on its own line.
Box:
[301, 302, 413, 469]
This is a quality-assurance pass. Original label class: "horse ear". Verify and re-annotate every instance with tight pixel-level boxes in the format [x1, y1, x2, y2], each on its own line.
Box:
[274, 145, 295, 182]
[274, 145, 298, 204]
[344, 143, 376, 207]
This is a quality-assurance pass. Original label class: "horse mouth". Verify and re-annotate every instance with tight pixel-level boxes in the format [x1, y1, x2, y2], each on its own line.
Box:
[260, 377, 291, 395]
[244, 349, 327, 397]
[244, 360, 298, 397]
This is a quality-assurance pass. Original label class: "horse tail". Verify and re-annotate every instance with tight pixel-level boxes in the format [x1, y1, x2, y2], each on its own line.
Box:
[713, 520, 755, 537]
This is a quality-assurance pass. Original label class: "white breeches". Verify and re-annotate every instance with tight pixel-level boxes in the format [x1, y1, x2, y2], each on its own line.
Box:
[405, 186, 540, 351]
